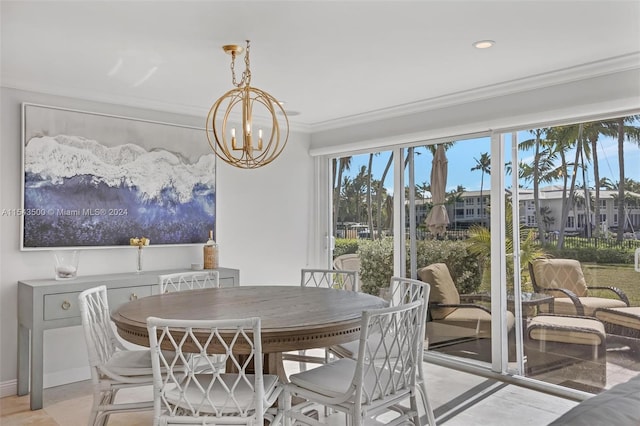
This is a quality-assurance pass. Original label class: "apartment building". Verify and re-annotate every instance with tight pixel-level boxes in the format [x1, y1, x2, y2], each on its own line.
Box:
[414, 186, 640, 235]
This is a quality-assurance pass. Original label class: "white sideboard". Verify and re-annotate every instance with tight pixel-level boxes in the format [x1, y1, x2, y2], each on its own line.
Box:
[17, 267, 240, 410]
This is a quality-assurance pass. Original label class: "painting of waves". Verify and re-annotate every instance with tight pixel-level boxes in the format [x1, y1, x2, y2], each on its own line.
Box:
[22, 104, 215, 249]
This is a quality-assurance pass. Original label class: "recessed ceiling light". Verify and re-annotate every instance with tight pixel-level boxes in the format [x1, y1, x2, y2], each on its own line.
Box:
[473, 40, 495, 49]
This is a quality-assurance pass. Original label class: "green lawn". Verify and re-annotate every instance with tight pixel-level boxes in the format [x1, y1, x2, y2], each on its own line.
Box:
[582, 263, 640, 306]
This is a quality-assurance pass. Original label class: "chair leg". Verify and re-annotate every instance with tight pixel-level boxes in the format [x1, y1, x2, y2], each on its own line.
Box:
[418, 384, 437, 425]
[88, 407, 99, 426]
[283, 388, 292, 426]
[298, 349, 307, 372]
[89, 388, 108, 426]
[410, 393, 422, 426]
[94, 389, 116, 426]
[417, 362, 437, 425]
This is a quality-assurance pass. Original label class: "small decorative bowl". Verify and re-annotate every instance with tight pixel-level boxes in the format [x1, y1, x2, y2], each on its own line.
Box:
[191, 263, 204, 271]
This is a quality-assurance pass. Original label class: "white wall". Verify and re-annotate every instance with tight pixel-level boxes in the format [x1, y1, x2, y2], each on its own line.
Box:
[0, 88, 313, 391]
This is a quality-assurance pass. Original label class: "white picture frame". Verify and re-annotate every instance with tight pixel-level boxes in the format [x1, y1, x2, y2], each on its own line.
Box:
[21, 103, 216, 250]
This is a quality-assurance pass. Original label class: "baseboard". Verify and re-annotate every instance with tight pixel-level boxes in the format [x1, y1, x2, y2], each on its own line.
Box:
[0, 367, 91, 399]
[0, 379, 17, 398]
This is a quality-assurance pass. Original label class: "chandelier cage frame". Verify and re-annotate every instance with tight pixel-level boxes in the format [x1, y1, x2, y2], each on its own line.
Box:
[206, 40, 290, 169]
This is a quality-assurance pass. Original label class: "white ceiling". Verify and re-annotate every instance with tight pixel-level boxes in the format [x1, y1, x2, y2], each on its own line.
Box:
[2, 1, 639, 131]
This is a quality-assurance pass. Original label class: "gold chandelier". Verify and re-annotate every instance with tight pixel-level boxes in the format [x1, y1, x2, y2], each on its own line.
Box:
[206, 40, 289, 169]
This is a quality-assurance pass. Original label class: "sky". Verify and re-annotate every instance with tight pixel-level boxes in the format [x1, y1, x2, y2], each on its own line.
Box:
[340, 130, 640, 194]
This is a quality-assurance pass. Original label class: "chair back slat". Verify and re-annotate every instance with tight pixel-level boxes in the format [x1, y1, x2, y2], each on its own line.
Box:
[158, 270, 220, 293]
[78, 286, 120, 371]
[354, 301, 423, 406]
[301, 268, 358, 291]
[388, 276, 431, 348]
[147, 316, 267, 423]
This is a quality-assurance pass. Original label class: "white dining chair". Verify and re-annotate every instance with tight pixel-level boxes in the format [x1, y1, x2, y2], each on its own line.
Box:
[330, 276, 437, 425]
[78, 285, 156, 426]
[333, 253, 362, 290]
[282, 269, 359, 371]
[158, 270, 223, 372]
[158, 270, 220, 293]
[301, 268, 358, 291]
[146, 316, 283, 426]
[283, 301, 425, 426]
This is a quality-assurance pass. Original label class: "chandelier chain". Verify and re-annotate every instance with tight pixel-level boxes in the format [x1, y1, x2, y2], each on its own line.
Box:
[230, 40, 251, 88]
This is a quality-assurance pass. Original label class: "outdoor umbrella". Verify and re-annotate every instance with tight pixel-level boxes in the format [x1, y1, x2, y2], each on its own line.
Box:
[425, 144, 450, 236]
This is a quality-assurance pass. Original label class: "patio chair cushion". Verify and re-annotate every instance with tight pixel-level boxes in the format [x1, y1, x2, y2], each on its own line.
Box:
[594, 306, 640, 334]
[434, 307, 516, 337]
[417, 263, 460, 319]
[528, 315, 605, 346]
[531, 259, 588, 297]
[551, 296, 627, 317]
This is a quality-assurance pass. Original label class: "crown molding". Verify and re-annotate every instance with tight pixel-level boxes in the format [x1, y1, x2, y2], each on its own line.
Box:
[309, 52, 640, 133]
[0, 80, 313, 134]
[4, 52, 638, 136]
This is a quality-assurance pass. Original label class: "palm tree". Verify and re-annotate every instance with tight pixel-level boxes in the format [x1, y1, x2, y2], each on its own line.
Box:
[333, 156, 352, 234]
[578, 131, 593, 238]
[539, 206, 555, 232]
[417, 181, 430, 203]
[352, 166, 368, 224]
[613, 115, 640, 240]
[576, 115, 640, 240]
[599, 177, 616, 190]
[519, 128, 559, 244]
[610, 179, 640, 233]
[446, 185, 465, 230]
[366, 154, 374, 239]
[339, 176, 354, 223]
[375, 152, 393, 240]
[584, 122, 603, 237]
[470, 152, 491, 225]
[547, 124, 582, 249]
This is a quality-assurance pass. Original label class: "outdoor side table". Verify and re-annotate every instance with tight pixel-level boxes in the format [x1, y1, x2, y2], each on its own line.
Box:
[508, 292, 555, 316]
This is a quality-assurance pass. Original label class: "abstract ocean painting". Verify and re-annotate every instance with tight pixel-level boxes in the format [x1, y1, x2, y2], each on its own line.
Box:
[22, 104, 215, 249]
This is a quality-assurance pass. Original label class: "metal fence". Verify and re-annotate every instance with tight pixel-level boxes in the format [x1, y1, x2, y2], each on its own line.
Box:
[545, 235, 640, 250]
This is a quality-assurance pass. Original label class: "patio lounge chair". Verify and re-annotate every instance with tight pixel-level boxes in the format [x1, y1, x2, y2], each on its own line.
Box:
[525, 314, 607, 389]
[417, 263, 515, 354]
[594, 306, 640, 350]
[529, 258, 629, 317]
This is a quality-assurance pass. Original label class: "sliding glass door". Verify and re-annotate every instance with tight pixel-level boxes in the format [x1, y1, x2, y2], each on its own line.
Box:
[327, 114, 640, 396]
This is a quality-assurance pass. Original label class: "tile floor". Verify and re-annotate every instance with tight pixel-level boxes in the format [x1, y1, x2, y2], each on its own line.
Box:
[0, 361, 580, 426]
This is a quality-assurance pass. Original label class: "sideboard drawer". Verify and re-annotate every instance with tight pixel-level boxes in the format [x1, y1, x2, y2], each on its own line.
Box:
[43, 292, 81, 321]
[108, 285, 153, 311]
[43, 285, 153, 321]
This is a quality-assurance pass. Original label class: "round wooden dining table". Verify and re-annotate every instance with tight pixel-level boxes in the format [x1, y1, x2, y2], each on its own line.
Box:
[111, 285, 387, 379]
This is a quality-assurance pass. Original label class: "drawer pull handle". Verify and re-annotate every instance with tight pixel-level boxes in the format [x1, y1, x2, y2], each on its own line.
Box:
[61, 300, 71, 310]
[130, 293, 138, 301]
